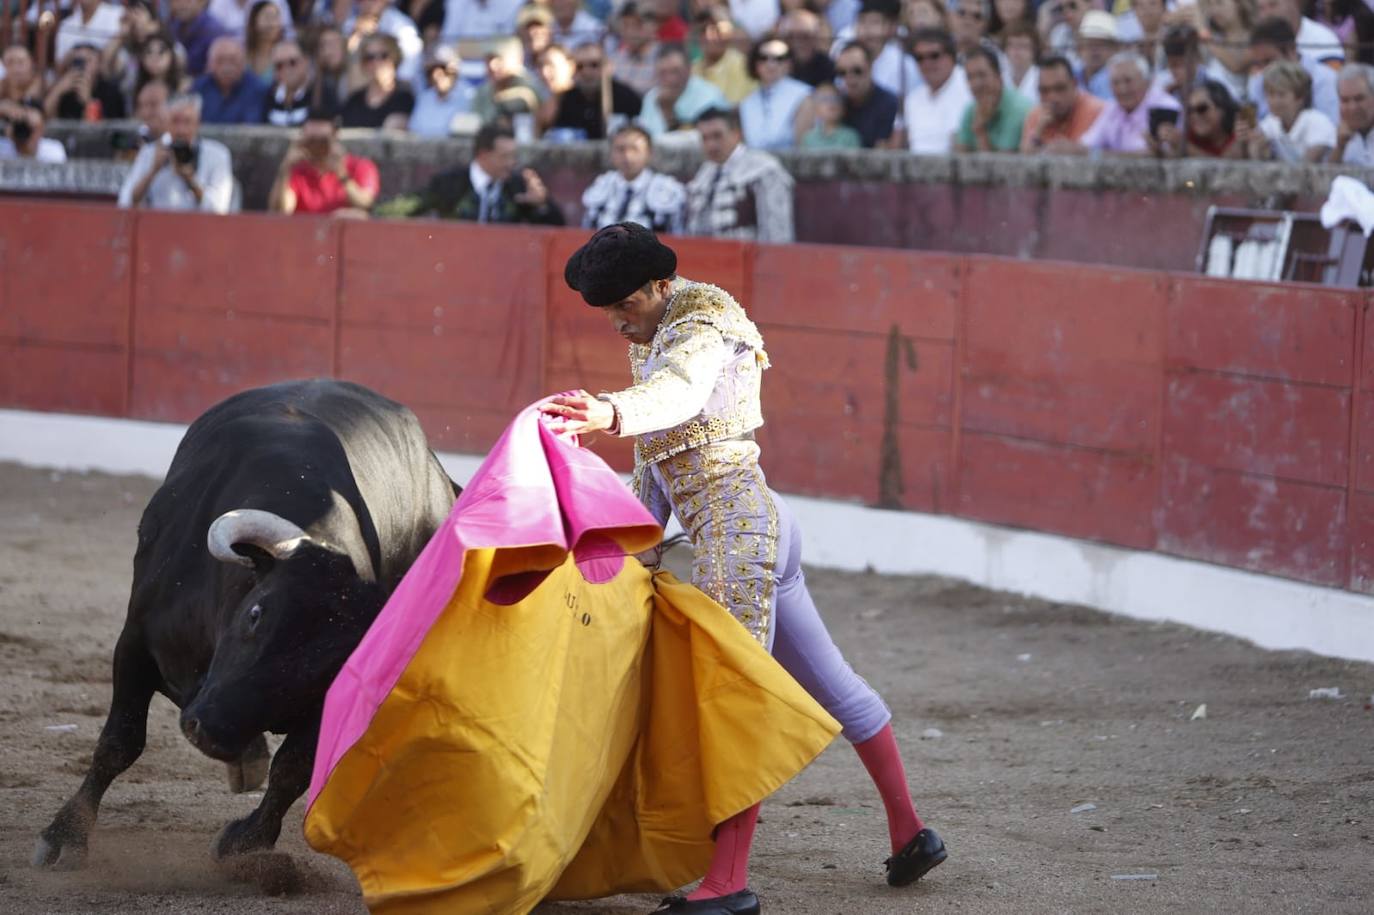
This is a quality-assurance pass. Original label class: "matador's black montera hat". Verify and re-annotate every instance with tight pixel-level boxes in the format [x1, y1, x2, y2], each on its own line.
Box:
[563, 222, 678, 307]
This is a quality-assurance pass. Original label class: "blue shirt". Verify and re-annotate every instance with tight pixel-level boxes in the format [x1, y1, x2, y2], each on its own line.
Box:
[169, 11, 230, 77]
[1248, 60, 1339, 125]
[409, 84, 476, 137]
[193, 71, 269, 125]
[1081, 65, 1113, 101]
[637, 76, 729, 136]
[739, 77, 812, 151]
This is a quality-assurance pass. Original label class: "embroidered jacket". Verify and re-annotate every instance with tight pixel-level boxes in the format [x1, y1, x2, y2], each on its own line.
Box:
[599, 279, 770, 510]
[599, 279, 778, 645]
[581, 168, 687, 234]
[684, 144, 795, 243]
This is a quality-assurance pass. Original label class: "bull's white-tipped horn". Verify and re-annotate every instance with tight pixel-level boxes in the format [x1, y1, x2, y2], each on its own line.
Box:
[207, 510, 312, 567]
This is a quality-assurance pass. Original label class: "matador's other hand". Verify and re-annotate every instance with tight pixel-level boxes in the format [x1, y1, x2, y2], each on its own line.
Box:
[541, 391, 616, 435]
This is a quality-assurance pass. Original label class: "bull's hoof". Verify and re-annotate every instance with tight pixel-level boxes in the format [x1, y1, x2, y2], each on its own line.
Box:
[226, 734, 271, 794]
[31, 833, 88, 871]
[214, 815, 281, 860]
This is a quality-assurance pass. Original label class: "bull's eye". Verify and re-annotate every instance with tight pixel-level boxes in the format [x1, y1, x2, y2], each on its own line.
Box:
[248, 604, 263, 630]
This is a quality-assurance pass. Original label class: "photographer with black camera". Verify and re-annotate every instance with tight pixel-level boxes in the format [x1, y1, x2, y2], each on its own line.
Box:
[267, 103, 379, 217]
[0, 99, 67, 161]
[117, 92, 235, 212]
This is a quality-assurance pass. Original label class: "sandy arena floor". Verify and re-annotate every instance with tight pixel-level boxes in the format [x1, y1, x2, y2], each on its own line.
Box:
[1, 462, 1371, 914]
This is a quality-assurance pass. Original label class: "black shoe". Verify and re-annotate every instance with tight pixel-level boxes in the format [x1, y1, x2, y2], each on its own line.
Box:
[884, 828, 947, 887]
[650, 889, 761, 914]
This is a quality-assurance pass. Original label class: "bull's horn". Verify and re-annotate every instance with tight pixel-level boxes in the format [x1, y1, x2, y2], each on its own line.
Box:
[207, 510, 312, 567]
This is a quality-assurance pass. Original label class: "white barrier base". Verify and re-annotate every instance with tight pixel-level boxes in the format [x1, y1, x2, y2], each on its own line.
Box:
[3, 408, 1371, 664]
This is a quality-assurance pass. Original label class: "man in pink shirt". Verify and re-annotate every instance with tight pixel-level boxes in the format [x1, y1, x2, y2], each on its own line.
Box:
[1078, 50, 1180, 154]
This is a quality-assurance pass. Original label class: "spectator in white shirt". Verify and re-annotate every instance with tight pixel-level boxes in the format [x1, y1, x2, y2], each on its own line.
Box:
[1255, 0, 1343, 64]
[442, 0, 524, 41]
[739, 37, 811, 149]
[902, 27, 971, 153]
[729, 0, 781, 40]
[1335, 63, 1374, 166]
[55, 0, 124, 65]
[118, 92, 236, 213]
[1239, 60, 1335, 162]
[0, 100, 67, 162]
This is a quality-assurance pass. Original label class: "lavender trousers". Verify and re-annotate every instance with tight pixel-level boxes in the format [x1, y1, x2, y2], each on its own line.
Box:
[765, 492, 892, 744]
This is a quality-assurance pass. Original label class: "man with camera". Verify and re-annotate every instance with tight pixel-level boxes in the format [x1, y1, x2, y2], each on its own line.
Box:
[267, 105, 379, 218]
[0, 100, 68, 162]
[117, 92, 235, 213]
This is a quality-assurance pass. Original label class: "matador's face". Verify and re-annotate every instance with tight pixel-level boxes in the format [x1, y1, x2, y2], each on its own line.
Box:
[599, 278, 673, 346]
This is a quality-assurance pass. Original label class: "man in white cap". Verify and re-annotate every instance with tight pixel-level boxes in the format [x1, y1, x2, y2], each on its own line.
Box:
[1076, 9, 1120, 101]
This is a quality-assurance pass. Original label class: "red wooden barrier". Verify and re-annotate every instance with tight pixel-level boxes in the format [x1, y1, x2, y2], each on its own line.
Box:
[956, 260, 1166, 549]
[131, 211, 337, 422]
[0, 202, 132, 415]
[1160, 276, 1361, 588]
[0, 202, 1369, 597]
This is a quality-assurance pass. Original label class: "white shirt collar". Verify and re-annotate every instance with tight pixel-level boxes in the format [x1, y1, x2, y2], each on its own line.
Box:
[469, 159, 495, 195]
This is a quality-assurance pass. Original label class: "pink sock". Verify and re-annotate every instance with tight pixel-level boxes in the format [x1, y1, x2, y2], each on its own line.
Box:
[687, 803, 760, 900]
[853, 723, 924, 854]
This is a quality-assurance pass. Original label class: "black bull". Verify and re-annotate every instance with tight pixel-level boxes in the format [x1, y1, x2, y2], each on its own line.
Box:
[34, 380, 459, 868]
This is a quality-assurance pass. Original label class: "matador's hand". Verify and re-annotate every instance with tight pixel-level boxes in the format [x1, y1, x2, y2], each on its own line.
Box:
[541, 391, 616, 435]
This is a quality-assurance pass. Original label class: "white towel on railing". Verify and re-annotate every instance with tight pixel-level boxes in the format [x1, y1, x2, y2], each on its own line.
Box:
[1320, 175, 1374, 236]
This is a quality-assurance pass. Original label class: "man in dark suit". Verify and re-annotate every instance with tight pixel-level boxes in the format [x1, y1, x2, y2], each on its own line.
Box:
[376, 123, 565, 224]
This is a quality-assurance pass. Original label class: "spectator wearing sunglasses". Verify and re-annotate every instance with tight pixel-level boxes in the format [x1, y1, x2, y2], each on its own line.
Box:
[739, 37, 811, 149]
[1020, 54, 1104, 152]
[835, 41, 899, 147]
[340, 33, 414, 129]
[901, 28, 972, 153]
[342, 0, 423, 88]
[1153, 78, 1242, 157]
[262, 38, 312, 125]
[550, 42, 643, 140]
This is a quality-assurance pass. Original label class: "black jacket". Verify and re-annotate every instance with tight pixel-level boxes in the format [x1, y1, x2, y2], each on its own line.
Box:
[377, 164, 565, 225]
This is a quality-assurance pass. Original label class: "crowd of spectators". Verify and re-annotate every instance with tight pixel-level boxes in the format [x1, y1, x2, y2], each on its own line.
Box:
[2, 0, 1374, 231]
